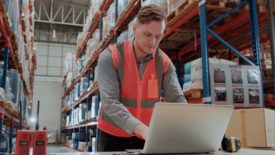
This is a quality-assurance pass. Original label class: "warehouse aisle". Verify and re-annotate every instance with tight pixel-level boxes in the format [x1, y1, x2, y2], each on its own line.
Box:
[47, 145, 79, 153]
[29, 145, 79, 154]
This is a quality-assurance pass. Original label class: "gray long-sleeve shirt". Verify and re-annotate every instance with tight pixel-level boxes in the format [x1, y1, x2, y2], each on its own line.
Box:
[95, 42, 186, 134]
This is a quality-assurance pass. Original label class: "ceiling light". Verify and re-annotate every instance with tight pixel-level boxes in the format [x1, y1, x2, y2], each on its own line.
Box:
[53, 29, 56, 38]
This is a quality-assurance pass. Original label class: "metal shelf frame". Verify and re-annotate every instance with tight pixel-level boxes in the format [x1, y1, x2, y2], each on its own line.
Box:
[267, 0, 275, 97]
[62, 0, 141, 151]
[199, 0, 264, 106]
[62, 86, 99, 114]
[62, 0, 141, 99]
[0, 1, 33, 151]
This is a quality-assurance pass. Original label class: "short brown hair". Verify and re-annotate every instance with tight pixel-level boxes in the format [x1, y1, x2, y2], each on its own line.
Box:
[136, 4, 166, 24]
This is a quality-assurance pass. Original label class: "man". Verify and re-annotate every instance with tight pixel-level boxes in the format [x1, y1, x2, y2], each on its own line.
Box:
[95, 4, 186, 151]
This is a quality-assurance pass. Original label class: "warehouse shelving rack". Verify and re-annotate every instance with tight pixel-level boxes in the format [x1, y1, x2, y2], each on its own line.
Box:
[199, 0, 264, 105]
[61, 0, 142, 151]
[61, 0, 141, 118]
[158, 0, 273, 107]
[0, 0, 34, 153]
[62, 85, 99, 114]
[62, 0, 275, 151]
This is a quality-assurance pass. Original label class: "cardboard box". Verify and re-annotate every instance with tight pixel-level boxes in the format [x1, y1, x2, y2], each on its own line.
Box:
[226, 108, 275, 147]
[78, 142, 87, 151]
[66, 140, 73, 148]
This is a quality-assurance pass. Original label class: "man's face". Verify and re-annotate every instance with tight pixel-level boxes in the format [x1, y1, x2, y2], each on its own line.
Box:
[133, 20, 165, 55]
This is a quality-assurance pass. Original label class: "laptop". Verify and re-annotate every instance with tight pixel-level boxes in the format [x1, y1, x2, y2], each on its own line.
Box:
[136, 103, 234, 154]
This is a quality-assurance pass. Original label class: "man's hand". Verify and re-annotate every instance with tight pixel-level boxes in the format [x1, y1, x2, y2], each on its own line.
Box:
[134, 123, 148, 140]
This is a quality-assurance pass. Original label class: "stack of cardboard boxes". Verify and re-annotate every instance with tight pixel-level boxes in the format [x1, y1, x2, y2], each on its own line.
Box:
[226, 108, 275, 148]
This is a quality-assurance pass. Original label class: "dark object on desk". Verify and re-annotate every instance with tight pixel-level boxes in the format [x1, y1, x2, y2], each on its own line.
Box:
[222, 136, 241, 152]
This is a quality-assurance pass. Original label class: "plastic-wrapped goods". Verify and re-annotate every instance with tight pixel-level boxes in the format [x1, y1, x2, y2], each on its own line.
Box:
[92, 137, 96, 152]
[118, 0, 131, 17]
[82, 104, 87, 121]
[77, 32, 85, 49]
[183, 58, 238, 92]
[182, 81, 191, 93]
[7, 70, 20, 105]
[184, 61, 191, 74]
[184, 74, 191, 83]
[4, 0, 20, 34]
[141, 0, 169, 15]
[74, 84, 80, 101]
[91, 96, 98, 118]
[47, 130, 57, 144]
[4, 77, 14, 104]
[0, 87, 6, 102]
[66, 114, 70, 127]
[94, 29, 100, 49]
[80, 77, 89, 93]
[191, 80, 203, 89]
[0, 63, 14, 104]
[103, 2, 115, 41]
[79, 104, 83, 123]
[80, 56, 85, 73]
[64, 52, 74, 73]
[72, 62, 79, 79]
[189, 58, 229, 81]
[68, 92, 73, 106]
[168, 0, 186, 14]
[86, 39, 94, 58]
[66, 72, 73, 88]
[91, 0, 101, 15]
[84, 13, 93, 33]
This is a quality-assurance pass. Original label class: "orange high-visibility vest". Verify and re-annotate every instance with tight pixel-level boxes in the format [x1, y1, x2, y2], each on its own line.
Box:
[98, 39, 169, 138]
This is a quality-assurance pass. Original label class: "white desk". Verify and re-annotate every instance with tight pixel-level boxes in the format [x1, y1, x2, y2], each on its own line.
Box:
[48, 148, 275, 155]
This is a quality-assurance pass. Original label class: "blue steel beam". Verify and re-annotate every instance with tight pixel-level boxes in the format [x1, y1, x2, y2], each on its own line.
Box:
[267, 0, 275, 98]
[0, 113, 3, 149]
[199, 0, 211, 104]
[77, 127, 80, 150]
[9, 120, 13, 153]
[248, 0, 265, 106]
[208, 0, 248, 27]
[114, 0, 118, 43]
[2, 47, 9, 90]
[207, 27, 255, 66]
[96, 128, 99, 152]
[87, 70, 91, 110]
[85, 126, 88, 151]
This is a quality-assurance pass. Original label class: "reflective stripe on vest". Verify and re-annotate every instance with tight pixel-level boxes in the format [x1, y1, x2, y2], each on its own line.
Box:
[98, 39, 169, 138]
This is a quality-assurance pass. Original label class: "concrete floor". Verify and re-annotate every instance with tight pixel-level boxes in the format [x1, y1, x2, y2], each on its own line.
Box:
[29, 145, 79, 154]
[47, 145, 79, 153]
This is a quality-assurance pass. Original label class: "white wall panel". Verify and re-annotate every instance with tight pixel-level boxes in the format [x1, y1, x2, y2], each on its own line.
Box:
[48, 57, 62, 67]
[36, 66, 47, 75]
[49, 45, 62, 57]
[32, 81, 63, 142]
[37, 44, 48, 56]
[37, 56, 48, 66]
[35, 42, 76, 77]
[48, 67, 61, 76]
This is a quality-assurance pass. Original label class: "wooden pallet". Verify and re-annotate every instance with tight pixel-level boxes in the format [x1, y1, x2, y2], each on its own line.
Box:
[167, 0, 198, 27]
[162, 0, 272, 56]
[184, 89, 203, 100]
